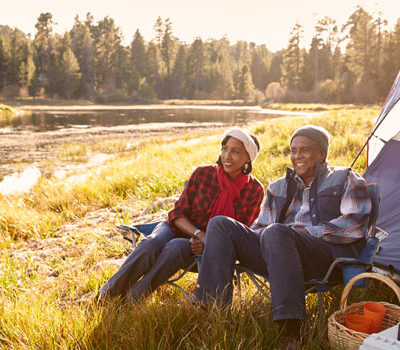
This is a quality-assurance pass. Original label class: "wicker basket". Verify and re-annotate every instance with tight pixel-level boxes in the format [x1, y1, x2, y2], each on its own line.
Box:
[328, 272, 400, 350]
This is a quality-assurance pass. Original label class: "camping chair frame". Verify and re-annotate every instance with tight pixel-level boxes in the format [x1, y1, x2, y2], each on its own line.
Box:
[116, 222, 201, 302]
[234, 183, 381, 316]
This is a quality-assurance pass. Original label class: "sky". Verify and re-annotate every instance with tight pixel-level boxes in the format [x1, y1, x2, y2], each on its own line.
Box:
[1, 0, 399, 52]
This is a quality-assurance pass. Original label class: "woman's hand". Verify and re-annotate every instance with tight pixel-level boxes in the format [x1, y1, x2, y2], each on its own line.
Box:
[190, 231, 206, 255]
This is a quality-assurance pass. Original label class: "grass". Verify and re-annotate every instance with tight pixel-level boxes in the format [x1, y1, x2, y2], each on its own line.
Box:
[0, 104, 18, 123]
[261, 103, 381, 112]
[1, 105, 397, 349]
[162, 99, 255, 106]
[0, 98, 96, 107]
[0, 103, 31, 125]
[56, 139, 140, 163]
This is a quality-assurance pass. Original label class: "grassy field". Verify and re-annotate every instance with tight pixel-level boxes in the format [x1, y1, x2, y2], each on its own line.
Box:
[1, 105, 398, 349]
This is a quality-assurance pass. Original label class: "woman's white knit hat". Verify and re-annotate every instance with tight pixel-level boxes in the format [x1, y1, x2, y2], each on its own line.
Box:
[223, 127, 259, 163]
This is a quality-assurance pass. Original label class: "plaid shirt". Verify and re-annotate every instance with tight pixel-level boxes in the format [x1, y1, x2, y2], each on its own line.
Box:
[168, 165, 264, 235]
[251, 168, 371, 243]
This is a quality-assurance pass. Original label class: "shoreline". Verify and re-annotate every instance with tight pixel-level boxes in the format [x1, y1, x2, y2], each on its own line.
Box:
[15, 104, 317, 116]
[0, 122, 229, 184]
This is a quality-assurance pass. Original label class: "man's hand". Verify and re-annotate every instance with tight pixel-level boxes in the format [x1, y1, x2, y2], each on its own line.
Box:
[190, 231, 206, 254]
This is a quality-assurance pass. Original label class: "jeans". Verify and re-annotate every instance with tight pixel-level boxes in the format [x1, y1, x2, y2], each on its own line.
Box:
[99, 222, 194, 300]
[194, 216, 365, 320]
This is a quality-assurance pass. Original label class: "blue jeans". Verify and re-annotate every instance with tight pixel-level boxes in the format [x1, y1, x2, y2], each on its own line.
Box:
[194, 216, 364, 320]
[99, 222, 194, 300]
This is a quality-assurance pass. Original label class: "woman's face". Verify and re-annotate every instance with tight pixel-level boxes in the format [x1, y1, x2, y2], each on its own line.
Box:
[220, 136, 250, 179]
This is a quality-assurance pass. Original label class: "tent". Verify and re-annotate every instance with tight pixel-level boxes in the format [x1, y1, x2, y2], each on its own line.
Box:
[359, 70, 400, 273]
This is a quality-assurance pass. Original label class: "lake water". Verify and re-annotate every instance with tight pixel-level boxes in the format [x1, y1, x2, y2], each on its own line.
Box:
[7, 105, 311, 132]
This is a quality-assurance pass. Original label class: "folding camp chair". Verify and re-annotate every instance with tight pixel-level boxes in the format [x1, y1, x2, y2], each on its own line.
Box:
[235, 183, 381, 316]
[116, 222, 201, 301]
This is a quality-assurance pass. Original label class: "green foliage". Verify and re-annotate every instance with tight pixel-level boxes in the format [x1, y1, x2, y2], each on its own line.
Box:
[32, 12, 54, 91]
[130, 29, 147, 77]
[170, 45, 186, 98]
[281, 22, 305, 91]
[237, 64, 254, 99]
[70, 16, 95, 98]
[58, 48, 82, 98]
[1, 8, 400, 103]
[185, 38, 205, 98]
[93, 16, 123, 93]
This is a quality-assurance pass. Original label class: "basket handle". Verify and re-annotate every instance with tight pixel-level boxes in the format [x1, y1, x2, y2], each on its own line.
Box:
[340, 272, 400, 310]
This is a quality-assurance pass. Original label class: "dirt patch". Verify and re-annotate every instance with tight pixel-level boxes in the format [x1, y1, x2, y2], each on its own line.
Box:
[7, 205, 171, 281]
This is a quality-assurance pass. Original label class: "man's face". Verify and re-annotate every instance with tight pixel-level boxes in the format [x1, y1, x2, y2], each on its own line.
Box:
[290, 135, 325, 186]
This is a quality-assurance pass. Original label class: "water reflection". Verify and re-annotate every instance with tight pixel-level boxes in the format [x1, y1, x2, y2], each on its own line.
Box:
[9, 108, 279, 132]
[0, 167, 41, 195]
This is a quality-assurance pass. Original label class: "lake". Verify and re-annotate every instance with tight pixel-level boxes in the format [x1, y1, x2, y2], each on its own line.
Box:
[7, 105, 311, 132]
[0, 105, 314, 193]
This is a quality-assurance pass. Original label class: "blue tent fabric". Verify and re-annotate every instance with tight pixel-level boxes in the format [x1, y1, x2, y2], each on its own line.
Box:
[364, 138, 400, 272]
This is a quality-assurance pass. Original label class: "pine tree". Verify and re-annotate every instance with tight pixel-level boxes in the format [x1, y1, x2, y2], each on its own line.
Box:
[238, 64, 254, 99]
[144, 42, 161, 98]
[93, 16, 123, 92]
[171, 45, 186, 98]
[185, 38, 205, 98]
[70, 15, 95, 98]
[281, 22, 304, 90]
[345, 7, 378, 102]
[33, 12, 55, 91]
[18, 39, 35, 89]
[373, 10, 389, 98]
[58, 47, 81, 98]
[161, 18, 176, 98]
[215, 38, 234, 99]
[268, 52, 283, 83]
[153, 16, 163, 47]
[380, 19, 400, 97]
[250, 45, 270, 91]
[131, 29, 146, 77]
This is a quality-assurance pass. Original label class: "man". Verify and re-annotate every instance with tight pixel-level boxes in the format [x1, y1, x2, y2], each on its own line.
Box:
[194, 125, 371, 349]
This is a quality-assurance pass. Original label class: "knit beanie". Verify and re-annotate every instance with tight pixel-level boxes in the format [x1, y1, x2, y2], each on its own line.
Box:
[290, 125, 331, 157]
[223, 127, 259, 163]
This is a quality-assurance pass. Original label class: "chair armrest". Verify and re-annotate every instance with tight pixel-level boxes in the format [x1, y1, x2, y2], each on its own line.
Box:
[116, 224, 141, 235]
[116, 224, 142, 247]
[321, 257, 371, 283]
[334, 257, 370, 267]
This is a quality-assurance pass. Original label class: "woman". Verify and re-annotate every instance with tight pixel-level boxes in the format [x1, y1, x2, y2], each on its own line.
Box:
[98, 127, 264, 301]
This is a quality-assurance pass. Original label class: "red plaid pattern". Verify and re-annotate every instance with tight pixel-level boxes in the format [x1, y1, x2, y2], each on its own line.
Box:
[167, 165, 264, 235]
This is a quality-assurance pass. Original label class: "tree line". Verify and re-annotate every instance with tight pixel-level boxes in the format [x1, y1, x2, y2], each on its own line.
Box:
[0, 7, 399, 104]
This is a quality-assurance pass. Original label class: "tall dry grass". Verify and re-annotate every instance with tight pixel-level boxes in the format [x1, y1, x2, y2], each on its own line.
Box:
[2, 105, 396, 350]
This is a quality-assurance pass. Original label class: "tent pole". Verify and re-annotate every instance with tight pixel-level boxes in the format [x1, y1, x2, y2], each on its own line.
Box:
[351, 132, 374, 168]
[350, 107, 394, 168]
